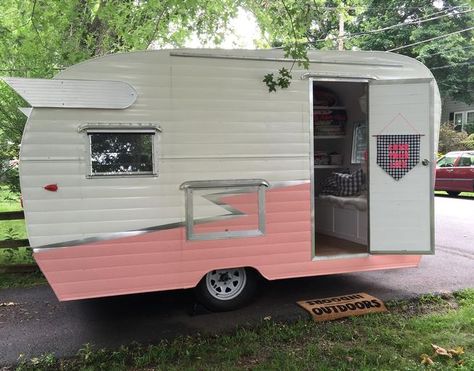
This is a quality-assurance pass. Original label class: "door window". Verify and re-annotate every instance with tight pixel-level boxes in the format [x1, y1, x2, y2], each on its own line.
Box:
[458, 154, 474, 167]
[437, 156, 457, 167]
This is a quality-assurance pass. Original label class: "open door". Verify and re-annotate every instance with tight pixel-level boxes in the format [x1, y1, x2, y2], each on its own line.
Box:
[369, 79, 435, 254]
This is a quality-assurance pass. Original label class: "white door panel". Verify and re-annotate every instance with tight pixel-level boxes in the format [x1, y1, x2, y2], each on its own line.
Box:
[369, 80, 434, 254]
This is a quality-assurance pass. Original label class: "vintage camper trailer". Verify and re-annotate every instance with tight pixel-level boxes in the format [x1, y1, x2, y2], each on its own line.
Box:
[4, 49, 440, 311]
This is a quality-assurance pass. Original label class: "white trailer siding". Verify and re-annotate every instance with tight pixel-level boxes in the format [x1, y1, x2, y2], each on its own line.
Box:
[20, 51, 312, 246]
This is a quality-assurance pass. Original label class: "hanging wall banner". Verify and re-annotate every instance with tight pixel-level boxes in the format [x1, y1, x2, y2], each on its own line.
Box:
[376, 134, 422, 180]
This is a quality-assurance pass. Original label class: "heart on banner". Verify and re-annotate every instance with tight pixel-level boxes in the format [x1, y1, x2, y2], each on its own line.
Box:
[376, 134, 422, 180]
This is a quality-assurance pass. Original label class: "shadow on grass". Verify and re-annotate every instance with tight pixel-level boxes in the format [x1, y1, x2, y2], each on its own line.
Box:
[435, 192, 474, 200]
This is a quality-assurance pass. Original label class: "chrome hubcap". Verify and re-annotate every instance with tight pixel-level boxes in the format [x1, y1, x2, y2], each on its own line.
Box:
[205, 268, 247, 300]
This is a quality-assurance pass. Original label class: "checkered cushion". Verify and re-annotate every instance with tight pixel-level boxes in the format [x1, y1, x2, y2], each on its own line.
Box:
[335, 168, 364, 196]
[320, 169, 350, 195]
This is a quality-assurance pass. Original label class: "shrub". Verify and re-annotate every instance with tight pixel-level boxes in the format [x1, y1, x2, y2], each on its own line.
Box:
[438, 122, 470, 153]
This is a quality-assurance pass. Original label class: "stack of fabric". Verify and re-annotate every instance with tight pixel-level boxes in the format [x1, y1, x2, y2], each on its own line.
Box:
[314, 108, 347, 136]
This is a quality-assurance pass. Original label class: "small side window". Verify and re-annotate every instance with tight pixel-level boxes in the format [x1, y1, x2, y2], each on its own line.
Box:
[459, 154, 473, 167]
[453, 112, 464, 131]
[87, 130, 156, 176]
[467, 111, 474, 126]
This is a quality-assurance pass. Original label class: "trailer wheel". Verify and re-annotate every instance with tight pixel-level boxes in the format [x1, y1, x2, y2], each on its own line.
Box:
[194, 268, 258, 311]
[447, 191, 460, 196]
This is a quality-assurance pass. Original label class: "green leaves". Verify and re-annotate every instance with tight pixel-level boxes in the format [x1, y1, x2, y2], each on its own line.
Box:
[263, 68, 293, 92]
[0, 0, 241, 192]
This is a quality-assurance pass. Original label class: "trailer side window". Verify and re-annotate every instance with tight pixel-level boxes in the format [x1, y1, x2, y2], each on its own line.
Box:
[88, 131, 156, 176]
[180, 180, 269, 241]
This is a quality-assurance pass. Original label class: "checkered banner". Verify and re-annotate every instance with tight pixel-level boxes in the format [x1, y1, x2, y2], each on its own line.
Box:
[376, 134, 422, 180]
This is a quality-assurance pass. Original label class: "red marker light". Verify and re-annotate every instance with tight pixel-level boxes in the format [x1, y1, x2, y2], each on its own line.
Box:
[44, 184, 58, 192]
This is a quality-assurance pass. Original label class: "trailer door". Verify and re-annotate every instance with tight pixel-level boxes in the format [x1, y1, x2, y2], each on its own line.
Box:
[369, 79, 434, 254]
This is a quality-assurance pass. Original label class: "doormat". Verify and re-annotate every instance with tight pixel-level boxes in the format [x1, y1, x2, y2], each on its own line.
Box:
[297, 292, 387, 322]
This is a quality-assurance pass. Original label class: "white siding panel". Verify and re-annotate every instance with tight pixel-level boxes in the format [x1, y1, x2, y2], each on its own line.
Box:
[21, 48, 309, 246]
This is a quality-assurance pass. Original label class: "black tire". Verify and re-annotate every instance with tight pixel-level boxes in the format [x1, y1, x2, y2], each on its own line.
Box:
[447, 191, 460, 196]
[194, 267, 259, 312]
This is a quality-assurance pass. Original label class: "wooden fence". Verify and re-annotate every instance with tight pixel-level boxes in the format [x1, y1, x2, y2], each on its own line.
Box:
[0, 211, 37, 273]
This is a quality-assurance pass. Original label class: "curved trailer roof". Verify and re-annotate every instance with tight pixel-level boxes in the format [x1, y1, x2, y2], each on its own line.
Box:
[59, 48, 435, 81]
[4, 49, 439, 111]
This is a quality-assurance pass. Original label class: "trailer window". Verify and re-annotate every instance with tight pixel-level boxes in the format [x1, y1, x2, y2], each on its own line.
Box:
[180, 180, 269, 241]
[89, 132, 155, 176]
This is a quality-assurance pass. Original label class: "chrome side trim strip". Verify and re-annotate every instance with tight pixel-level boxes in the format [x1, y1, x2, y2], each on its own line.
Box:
[169, 51, 403, 68]
[301, 74, 374, 81]
[78, 123, 162, 133]
[180, 179, 269, 190]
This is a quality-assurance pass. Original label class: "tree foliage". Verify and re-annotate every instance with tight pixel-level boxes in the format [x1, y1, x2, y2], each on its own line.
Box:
[0, 0, 239, 191]
[248, 0, 473, 102]
[438, 122, 473, 153]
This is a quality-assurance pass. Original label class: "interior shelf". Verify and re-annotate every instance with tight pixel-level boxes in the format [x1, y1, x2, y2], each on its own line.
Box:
[314, 165, 345, 169]
[314, 106, 346, 109]
[314, 135, 345, 139]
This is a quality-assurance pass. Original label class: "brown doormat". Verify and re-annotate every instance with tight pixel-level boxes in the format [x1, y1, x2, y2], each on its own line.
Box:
[297, 292, 387, 322]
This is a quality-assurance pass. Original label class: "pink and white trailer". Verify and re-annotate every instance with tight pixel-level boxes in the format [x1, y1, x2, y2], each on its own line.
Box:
[4, 49, 440, 311]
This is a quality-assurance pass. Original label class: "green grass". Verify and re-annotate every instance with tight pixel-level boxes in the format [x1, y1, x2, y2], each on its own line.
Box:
[0, 271, 46, 289]
[14, 289, 474, 371]
[0, 186, 32, 266]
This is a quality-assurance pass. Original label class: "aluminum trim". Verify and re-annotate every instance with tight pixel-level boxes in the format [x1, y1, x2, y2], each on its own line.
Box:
[18, 107, 33, 117]
[370, 78, 433, 85]
[3, 77, 137, 109]
[189, 230, 264, 241]
[183, 181, 267, 241]
[170, 51, 403, 68]
[185, 188, 194, 240]
[258, 186, 266, 235]
[301, 74, 374, 82]
[309, 78, 316, 258]
[313, 253, 370, 261]
[161, 154, 308, 160]
[78, 123, 162, 133]
[429, 80, 435, 255]
[180, 179, 269, 190]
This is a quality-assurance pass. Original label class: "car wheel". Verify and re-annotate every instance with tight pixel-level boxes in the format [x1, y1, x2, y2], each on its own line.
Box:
[194, 267, 259, 312]
[447, 191, 460, 196]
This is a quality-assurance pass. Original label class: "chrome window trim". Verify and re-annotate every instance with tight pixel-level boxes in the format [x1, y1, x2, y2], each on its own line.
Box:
[79, 123, 162, 133]
[181, 179, 268, 241]
[180, 179, 269, 190]
[84, 126, 159, 178]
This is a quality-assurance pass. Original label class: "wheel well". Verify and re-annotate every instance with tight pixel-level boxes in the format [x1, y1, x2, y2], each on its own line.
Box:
[197, 266, 266, 284]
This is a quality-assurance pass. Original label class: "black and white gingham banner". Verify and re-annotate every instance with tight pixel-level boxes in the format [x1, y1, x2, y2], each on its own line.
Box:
[376, 134, 422, 180]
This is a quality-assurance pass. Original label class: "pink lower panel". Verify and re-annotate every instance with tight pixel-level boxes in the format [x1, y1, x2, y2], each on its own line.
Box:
[34, 183, 421, 301]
